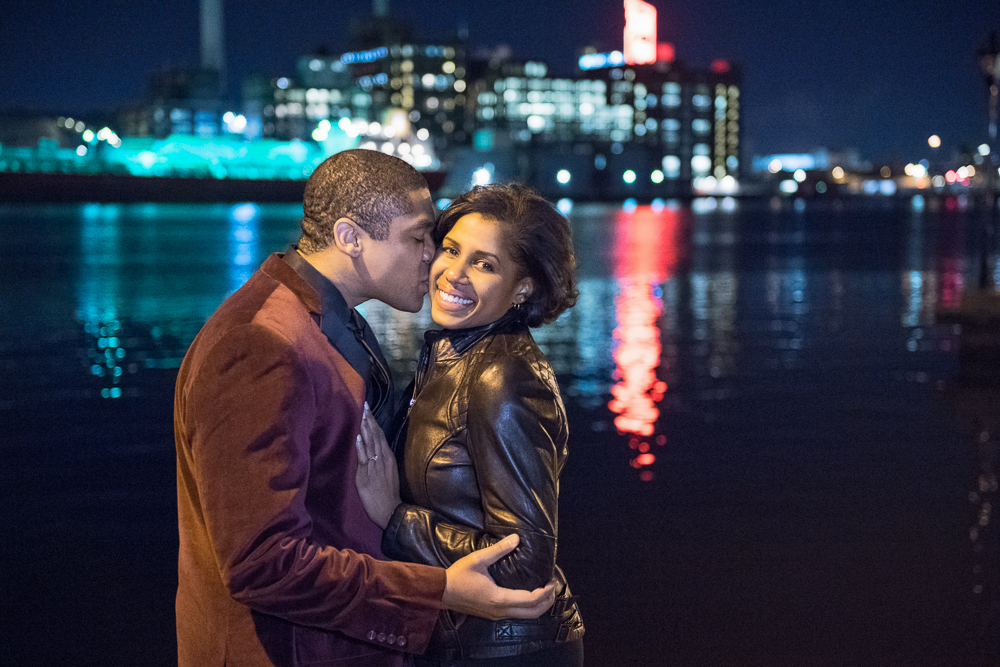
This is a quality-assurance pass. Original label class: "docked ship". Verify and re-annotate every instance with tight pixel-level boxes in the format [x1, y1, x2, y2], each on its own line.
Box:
[0, 118, 445, 203]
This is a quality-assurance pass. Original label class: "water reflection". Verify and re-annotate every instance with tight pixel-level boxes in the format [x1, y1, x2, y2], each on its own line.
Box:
[4, 199, 986, 425]
[5, 198, 1000, 663]
[689, 201, 739, 397]
[944, 362, 1000, 661]
[228, 203, 260, 294]
[78, 205, 126, 398]
[608, 204, 683, 480]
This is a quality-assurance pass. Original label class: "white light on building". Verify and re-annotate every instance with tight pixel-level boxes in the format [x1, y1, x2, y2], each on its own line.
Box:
[659, 156, 680, 179]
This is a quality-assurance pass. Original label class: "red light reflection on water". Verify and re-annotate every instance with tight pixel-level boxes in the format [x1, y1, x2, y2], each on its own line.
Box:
[610, 283, 666, 438]
[937, 200, 966, 310]
[608, 205, 683, 480]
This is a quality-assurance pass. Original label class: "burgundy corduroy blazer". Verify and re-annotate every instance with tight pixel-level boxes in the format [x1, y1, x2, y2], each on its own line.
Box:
[174, 253, 445, 667]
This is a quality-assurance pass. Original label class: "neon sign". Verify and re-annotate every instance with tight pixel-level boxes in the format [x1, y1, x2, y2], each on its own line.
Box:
[578, 51, 626, 70]
[623, 0, 657, 65]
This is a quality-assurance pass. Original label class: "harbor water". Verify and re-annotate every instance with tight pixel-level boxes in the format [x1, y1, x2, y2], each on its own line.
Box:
[1, 196, 998, 666]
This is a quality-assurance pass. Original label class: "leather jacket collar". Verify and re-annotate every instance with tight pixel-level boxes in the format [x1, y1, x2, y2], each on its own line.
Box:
[422, 308, 526, 357]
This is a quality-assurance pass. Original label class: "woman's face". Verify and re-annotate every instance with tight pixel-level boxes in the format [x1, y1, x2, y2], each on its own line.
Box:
[430, 213, 533, 329]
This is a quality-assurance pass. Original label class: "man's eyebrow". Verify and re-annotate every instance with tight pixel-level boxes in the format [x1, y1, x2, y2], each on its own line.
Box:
[406, 218, 435, 234]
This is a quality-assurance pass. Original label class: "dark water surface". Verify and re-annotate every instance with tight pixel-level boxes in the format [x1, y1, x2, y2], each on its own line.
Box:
[1, 197, 998, 666]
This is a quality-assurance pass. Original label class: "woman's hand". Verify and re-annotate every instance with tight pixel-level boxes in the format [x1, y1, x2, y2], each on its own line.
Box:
[354, 402, 401, 529]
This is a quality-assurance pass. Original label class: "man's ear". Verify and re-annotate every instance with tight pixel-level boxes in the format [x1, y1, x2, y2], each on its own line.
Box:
[333, 218, 362, 257]
[514, 277, 534, 304]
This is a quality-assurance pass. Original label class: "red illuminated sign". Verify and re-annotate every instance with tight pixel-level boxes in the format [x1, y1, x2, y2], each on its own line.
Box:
[656, 42, 675, 63]
[623, 0, 657, 65]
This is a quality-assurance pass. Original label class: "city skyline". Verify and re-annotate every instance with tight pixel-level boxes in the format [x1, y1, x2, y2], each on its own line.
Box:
[2, 0, 998, 162]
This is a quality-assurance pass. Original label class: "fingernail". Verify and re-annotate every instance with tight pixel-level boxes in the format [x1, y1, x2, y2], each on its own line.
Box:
[363, 401, 369, 414]
[356, 434, 361, 448]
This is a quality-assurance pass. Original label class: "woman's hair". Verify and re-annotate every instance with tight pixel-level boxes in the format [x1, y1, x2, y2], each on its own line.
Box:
[436, 183, 578, 327]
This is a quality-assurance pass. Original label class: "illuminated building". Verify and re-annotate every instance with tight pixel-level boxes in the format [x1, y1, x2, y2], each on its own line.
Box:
[247, 41, 467, 157]
[452, 0, 740, 198]
[240, 0, 739, 198]
[2, 0, 740, 200]
[463, 50, 739, 198]
[118, 0, 229, 140]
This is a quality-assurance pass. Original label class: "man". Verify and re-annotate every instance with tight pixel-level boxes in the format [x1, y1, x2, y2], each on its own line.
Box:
[175, 150, 555, 667]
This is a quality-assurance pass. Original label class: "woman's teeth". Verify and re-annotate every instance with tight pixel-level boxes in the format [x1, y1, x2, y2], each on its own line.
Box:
[440, 291, 473, 305]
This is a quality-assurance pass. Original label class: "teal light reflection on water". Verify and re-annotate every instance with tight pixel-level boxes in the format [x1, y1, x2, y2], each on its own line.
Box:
[78, 203, 121, 325]
[77, 205, 128, 399]
[228, 203, 260, 294]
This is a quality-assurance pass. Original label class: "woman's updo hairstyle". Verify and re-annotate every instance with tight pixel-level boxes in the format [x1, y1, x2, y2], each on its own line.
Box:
[435, 183, 578, 327]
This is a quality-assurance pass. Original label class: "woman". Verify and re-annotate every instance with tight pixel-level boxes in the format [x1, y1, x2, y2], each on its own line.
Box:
[356, 183, 584, 666]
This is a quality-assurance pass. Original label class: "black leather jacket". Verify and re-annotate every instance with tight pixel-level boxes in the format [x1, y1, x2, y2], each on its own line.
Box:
[382, 310, 584, 661]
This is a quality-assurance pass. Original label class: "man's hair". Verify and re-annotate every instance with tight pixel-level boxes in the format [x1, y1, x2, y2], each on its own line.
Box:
[299, 149, 428, 251]
[435, 183, 579, 327]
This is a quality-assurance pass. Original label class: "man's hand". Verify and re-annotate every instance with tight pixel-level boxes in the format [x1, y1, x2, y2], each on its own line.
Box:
[442, 534, 556, 620]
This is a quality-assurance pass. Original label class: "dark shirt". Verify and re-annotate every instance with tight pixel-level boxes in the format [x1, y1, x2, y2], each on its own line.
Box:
[282, 246, 394, 430]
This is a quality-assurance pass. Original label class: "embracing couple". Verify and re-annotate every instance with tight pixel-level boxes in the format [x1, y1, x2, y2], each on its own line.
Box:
[174, 149, 584, 667]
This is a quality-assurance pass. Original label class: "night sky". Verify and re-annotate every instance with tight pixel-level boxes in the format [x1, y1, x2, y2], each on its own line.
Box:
[2, 0, 999, 162]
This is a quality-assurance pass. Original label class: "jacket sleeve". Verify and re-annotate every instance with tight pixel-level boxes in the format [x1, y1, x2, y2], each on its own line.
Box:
[383, 354, 564, 591]
[180, 322, 445, 651]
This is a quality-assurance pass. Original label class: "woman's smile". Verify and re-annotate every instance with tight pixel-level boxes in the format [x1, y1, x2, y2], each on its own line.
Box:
[429, 213, 532, 329]
[435, 287, 474, 308]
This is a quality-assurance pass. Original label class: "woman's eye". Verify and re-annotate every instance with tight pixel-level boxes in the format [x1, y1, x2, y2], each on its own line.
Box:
[477, 261, 494, 272]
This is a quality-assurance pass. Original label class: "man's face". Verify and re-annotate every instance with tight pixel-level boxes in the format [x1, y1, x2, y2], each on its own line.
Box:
[361, 187, 436, 312]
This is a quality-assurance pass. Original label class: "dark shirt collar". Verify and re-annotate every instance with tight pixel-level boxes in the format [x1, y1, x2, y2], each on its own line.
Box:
[282, 245, 353, 326]
[282, 246, 394, 428]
